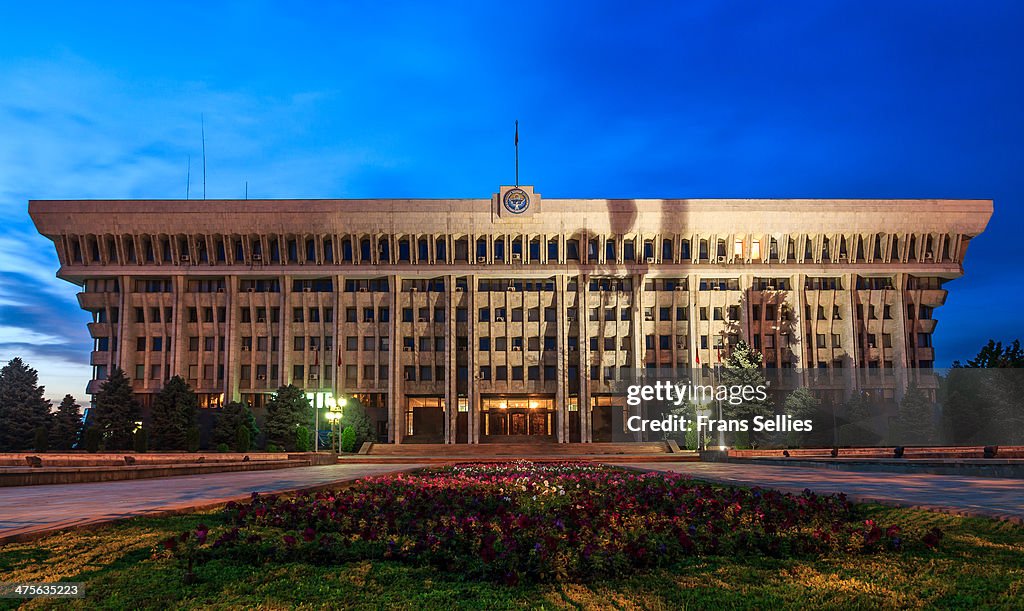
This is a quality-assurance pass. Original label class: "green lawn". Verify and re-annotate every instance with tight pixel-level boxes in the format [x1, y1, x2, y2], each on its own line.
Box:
[1, 502, 1022, 609]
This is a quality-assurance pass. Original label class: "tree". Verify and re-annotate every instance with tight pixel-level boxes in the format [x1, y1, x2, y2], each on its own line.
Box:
[838, 391, 880, 447]
[341, 426, 357, 453]
[33, 426, 49, 452]
[954, 339, 1024, 368]
[133, 428, 149, 453]
[213, 401, 260, 451]
[148, 376, 198, 450]
[340, 397, 374, 448]
[264, 385, 313, 451]
[83, 427, 101, 452]
[0, 357, 53, 451]
[783, 387, 822, 447]
[295, 426, 312, 452]
[944, 338, 1024, 444]
[90, 367, 141, 450]
[186, 426, 201, 452]
[51, 394, 84, 451]
[896, 385, 936, 445]
[235, 425, 252, 453]
[719, 341, 774, 447]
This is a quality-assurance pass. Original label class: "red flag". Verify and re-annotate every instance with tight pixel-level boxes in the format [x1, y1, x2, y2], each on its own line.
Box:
[515, 120, 519, 146]
[337, 350, 343, 367]
[313, 349, 319, 367]
[695, 351, 700, 365]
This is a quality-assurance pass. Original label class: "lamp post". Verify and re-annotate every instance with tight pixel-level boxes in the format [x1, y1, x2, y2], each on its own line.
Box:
[325, 411, 339, 454]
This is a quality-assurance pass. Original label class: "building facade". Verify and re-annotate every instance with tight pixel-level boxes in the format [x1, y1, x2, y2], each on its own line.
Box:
[30, 189, 992, 443]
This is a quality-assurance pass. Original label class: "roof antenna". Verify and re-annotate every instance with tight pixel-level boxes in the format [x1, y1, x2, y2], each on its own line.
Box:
[245, 181, 248, 200]
[186, 155, 191, 200]
[201, 114, 207, 200]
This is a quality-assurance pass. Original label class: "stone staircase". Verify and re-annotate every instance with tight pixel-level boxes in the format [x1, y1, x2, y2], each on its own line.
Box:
[343, 441, 699, 463]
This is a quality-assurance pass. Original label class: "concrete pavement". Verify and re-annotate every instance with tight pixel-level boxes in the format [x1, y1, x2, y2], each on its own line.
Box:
[0, 463, 423, 543]
[615, 461, 1024, 522]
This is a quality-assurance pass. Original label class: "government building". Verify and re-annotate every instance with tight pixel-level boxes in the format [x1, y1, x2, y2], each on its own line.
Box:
[29, 188, 992, 444]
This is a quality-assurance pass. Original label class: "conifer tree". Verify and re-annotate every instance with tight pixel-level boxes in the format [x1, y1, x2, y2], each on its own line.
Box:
[0, 357, 53, 451]
[719, 341, 774, 446]
[896, 385, 936, 445]
[90, 367, 141, 450]
[264, 385, 313, 451]
[339, 397, 374, 448]
[51, 394, 84, 450]
[148, 376, 198, 450]
[213, 401, 260, 451]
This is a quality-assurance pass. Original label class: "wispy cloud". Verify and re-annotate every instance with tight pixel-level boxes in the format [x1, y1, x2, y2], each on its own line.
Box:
[0, 56, 382, 401]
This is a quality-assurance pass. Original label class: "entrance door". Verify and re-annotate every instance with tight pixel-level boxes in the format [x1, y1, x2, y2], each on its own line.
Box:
[510, 413, 528, 435]
[481, 396, 555, 442]
[529, 412, 548, 436]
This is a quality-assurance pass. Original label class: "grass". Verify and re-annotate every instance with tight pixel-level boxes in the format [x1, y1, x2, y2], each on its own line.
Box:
[1, 500, 1022, 609]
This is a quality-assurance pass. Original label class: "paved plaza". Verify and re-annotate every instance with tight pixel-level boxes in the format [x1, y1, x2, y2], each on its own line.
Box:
[2, 459, 1021, 544]
[0, 463, 423, 543]
[616, 462, 1024, 522]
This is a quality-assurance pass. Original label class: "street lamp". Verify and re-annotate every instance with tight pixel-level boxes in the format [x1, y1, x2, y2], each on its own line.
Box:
[324, 411, 340, 453]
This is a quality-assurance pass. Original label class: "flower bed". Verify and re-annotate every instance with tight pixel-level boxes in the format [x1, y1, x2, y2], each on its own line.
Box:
[160, 461, 940, 583]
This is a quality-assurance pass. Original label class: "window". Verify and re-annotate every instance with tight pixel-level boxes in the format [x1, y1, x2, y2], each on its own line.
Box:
[479, 308, 490, 322]
[479, 337, 491, 351]
[832, 334, 841, 348]
[816, 334, 826, 348]
[293, 308, 304, 323]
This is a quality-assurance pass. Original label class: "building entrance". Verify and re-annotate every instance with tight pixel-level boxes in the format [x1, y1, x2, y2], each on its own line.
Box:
[481, 396, 555, 441]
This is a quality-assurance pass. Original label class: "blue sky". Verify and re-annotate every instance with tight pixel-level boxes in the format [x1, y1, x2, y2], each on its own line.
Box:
[1, 1, 1021, 404]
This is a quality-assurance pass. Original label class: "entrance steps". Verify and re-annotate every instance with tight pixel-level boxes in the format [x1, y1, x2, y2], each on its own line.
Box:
[343, 441, 700, 464]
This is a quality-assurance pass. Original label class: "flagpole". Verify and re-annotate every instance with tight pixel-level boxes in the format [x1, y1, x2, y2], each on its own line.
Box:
[514, 120, 519, 187]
